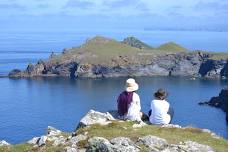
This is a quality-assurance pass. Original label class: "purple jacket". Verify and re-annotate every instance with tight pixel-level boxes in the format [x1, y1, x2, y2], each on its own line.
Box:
[117, 91, 133, 116]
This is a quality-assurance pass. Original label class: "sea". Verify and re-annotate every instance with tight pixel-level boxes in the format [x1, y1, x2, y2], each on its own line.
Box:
[0, 29, 228, 144]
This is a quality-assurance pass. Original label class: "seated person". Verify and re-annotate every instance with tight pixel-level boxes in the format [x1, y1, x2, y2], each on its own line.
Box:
[117, 78, 142, 122]
[149, 89, 174, 125]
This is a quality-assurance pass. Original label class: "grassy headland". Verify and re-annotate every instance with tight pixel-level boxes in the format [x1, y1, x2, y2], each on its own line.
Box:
[49, 36, 228, 67]
[1, 121, 227, 152]
[49, 36, 188, 65]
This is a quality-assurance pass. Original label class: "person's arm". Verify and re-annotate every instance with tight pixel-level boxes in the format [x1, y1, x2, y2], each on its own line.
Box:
[133, 93, 141, 111]
[164, 100, 170, 113]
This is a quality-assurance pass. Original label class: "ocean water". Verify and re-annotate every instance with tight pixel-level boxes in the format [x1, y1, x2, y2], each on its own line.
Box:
[0, 29, 228, 144]
[0, 77, 227, 144]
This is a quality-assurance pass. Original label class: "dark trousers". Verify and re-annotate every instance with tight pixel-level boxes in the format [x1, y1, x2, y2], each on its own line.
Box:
[148, 107, 174, 123]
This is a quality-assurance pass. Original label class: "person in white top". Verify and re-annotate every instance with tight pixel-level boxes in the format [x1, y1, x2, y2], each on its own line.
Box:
[117, 78, 142, 122]
[149, 89, 173, 125]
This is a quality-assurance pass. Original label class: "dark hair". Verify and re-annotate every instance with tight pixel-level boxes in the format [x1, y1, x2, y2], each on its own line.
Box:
[154, 89, 168, 100]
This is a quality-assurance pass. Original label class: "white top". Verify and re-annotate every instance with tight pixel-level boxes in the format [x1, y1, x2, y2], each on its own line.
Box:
[149, 99, 171, 124]
[126, 92, 142, 122]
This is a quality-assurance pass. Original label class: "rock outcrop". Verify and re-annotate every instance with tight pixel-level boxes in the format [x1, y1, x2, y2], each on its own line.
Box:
[199, 89, 228, 122]
[0, 140, 10, 146]
[76, 110, 115, 129]
[8, 36, 228, 79]
[122, 37, 153, 49]
[199, 89, 228, 112]
[0, 110, 223, 152]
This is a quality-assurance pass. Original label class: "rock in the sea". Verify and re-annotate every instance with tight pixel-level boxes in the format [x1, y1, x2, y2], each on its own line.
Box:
[76, 110, 115, 129]
[137, 135, 168, 151]
[0, 140, 10, 146]
[203, 89, 228, 112]
[8, 69, 22, 77]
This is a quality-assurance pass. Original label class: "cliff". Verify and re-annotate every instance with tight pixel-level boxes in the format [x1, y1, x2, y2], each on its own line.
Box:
[199, 89, 228, 123]
[1, 110, 227, 152]
[8, 36, 228, 79]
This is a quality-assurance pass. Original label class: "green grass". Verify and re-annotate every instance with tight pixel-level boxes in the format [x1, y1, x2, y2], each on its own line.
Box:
[49, 36, 188, 65]
[157, 42, 188, 52]
[76, 121, 228, 152]
[0, 143, 65, 152]
[2, 121, 227, 152]
[192, 50, 228, 60]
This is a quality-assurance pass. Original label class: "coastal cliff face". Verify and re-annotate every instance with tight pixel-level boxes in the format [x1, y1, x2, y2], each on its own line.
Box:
[8, 36, 228, 79]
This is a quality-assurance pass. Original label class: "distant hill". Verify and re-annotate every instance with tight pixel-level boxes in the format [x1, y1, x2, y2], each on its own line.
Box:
[157, 42, 188, 52]
[55, 36, 188, 65]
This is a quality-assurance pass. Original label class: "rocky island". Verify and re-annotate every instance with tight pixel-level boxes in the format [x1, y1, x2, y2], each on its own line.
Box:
[1, 110, 228, 152]
[8, 36, 228, 79]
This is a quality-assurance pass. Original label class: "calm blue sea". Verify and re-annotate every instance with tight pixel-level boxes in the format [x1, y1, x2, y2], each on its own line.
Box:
[0, 29, 228, 144]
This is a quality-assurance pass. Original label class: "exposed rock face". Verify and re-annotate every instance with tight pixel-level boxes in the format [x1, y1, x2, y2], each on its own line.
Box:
[200, 89, 228, 112]
[0, 140, 10, 146]
[122, 37, 152, 49]
[199, 59, 226, 78]
[86, 136, 214, 152]
[199, 89, 228, 122]
[9, 52, 223, 79]
[86, 137, 140, 152]
[137, 135, 168, 151]
[76, 110, 115, 129]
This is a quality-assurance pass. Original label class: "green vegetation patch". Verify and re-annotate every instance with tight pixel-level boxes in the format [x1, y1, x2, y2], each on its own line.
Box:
[48, 36, 189, 65]
[157, 42, 188, 52]
[76, 121, 228, 152]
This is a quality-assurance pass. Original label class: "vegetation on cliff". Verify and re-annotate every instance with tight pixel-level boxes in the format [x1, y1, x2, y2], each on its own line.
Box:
[1, 110, 227, 152]
[51, 36, 187, 65]
[1, 121, 228, 152]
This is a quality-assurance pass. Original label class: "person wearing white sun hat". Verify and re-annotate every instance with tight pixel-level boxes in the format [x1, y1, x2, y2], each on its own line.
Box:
[117, 78, 142, 122]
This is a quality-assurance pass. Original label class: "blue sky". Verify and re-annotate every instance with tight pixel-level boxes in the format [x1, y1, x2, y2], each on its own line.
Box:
[1, 0, 228, 31]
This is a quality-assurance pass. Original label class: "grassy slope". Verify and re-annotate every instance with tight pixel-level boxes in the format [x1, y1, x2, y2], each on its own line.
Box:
[157, 42, 188, 52]
[192, 50, 228, 60]
[48, 36, 228, 66]
[1, 121, 227, 152]
[50, 36, 188, 65]
[77, 121, 228, 152]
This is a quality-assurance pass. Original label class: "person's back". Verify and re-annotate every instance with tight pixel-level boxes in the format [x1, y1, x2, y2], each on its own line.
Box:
[126, 92, 141, 121]
[149, 89, 173, 125]
[150, 99, 170, 124]
[117, 78, 142, 122]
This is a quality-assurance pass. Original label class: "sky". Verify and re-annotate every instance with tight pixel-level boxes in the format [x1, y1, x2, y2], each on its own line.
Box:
[0, 0, 228, 31]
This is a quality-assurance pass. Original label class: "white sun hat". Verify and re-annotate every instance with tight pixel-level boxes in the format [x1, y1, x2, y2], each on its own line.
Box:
[125, 78, 139, 92]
